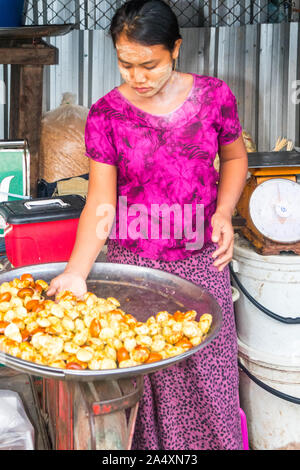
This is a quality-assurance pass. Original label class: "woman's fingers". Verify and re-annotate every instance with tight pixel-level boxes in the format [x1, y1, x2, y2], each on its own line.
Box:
[211, 217, 222, 244]
[212, 226, 233, 258]
[211, 226, 221, 244]
[214, 252, 232, 270]
[211, 212, 234, 272]
[213, 239, 234, 271]
[217, 262, 230, 272]
[212, 240, 232, 261]
[47, 273, 88, 299]
[46, 279, 60, 297]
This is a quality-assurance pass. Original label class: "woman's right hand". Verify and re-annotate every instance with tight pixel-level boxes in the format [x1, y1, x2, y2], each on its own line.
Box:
[46, 271, 87, 299]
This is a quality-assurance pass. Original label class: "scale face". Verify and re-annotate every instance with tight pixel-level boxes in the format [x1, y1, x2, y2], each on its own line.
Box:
[249, 178, 300, 243]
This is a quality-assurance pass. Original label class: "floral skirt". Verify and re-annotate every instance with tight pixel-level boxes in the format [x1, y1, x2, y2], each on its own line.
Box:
[106, 239, 243, 450]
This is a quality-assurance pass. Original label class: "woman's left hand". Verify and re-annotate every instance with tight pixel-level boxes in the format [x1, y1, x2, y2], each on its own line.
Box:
[211, 210, 234, 272]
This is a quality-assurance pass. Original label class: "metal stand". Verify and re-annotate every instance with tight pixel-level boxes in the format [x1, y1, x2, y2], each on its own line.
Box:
[42, 376, 144, 450]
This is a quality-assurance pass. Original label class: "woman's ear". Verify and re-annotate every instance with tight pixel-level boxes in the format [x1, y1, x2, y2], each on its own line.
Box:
[172, 38, 182, 61]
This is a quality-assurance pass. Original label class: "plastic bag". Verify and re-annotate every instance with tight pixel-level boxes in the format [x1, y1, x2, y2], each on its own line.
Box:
[39, 93, 90, 183]
[0, 390, 35, 450]
[242, 130, 257, 153]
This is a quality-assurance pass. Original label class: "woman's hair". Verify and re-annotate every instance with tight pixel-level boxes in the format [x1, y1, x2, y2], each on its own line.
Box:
[110, 0, 182, 52]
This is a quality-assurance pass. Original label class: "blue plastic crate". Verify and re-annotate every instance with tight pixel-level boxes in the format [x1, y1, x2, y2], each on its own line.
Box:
[0, 0, 26, 27]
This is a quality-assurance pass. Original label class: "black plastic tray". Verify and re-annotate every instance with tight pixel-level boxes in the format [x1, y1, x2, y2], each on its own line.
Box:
[248, 151, 300, 168]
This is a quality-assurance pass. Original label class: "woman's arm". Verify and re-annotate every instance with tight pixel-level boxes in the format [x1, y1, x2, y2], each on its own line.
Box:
[65, 159, 117, 278]
[47, 159, 117, 296]
[215, 135, 248, 218]
[211, 135, 248, 271]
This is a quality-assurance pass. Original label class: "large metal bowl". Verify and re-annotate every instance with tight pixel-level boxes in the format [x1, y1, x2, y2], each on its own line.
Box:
[0, 262, 222, 380]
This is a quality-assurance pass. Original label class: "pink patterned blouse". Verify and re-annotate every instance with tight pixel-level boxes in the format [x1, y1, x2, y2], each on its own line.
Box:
[85, 73, 242, 261]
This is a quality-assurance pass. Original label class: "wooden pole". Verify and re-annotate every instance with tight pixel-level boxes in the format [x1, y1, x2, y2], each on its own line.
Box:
[0, 39, 58, 197]
[10, 64, 44, 196]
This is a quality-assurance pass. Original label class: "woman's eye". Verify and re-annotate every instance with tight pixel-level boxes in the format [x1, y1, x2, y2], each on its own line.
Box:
[144, 66, 155, 70]
[119, 61, 131, 69]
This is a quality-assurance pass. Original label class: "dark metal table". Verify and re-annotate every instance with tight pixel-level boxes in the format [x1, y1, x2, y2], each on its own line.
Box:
[0, 261, 222, 449]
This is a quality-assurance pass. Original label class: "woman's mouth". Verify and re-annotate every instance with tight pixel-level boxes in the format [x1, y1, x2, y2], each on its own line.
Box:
[134, 87, 152, 93]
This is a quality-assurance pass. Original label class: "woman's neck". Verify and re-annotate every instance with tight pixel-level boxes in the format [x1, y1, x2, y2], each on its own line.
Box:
[118, 72, 194, 115]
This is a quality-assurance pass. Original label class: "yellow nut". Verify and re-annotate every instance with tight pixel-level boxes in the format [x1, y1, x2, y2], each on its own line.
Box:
[62, 317, 75, 331]
[107, 338, 123, 350]
[182, 321, 200, 338]
[50, 304, 64, 319]
[75, 318, 85, 332]
[104, 345, 117, 361]
[88, 337, 104, 349]
[134, 324, 149, 336]
[49, 360, 66, 369]
[76, 348, 94, 363]
[135, 335, 152, 348]
[118, 359, 138, 369]
[3, 310, 17, 322]
[99, 327, 114, 341]
[64, 342, 80, 355]
[35, 280, 49, 290]
[100, 358, 117, 370]
[162, 326, 183, 345]
[83, 315, 94, 329]
[148, 323, 161, 336]
[0, 302, 11, 312]
[199, 313, 212, 334]
[73, 329, 89, 346]
[156, 311, 171, 324]
[190, 336, 203, 346]
[106, 297, 120, 307]
[124, 337, 137, 352]
[36, 317, 51, 328]
[88, 359, 102, 370]
[4, 323, 22, 343]
[151, 335, 166, 353]
[146, 316, 156, 326]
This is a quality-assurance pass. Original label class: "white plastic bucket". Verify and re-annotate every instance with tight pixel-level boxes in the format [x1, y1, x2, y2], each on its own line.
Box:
[238, 339, 300, 450]
[232, 235, 300, 359]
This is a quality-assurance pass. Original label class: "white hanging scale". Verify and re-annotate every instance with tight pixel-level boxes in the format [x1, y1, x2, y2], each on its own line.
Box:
[236, 150, 300, 254]
[249, 178, 300, 243]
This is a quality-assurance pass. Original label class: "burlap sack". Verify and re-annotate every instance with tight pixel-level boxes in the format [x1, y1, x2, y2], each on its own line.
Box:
[54, 177, 89, 199]
[39, 93, 89, 183]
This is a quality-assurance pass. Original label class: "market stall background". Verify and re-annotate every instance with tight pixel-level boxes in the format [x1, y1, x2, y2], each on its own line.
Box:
[0, 0, 299, 451]
[0, 0, 299, 150]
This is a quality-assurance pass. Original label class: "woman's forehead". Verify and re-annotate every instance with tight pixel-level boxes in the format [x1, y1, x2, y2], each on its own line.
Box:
[116, 35, 169, 63]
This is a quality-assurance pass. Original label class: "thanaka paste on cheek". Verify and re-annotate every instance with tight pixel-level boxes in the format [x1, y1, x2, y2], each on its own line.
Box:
[119, 61, 173, 97]
[144, 62, 173, 94]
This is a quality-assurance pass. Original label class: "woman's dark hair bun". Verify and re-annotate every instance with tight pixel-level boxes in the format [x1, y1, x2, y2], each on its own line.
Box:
[110, 0, 182, 52]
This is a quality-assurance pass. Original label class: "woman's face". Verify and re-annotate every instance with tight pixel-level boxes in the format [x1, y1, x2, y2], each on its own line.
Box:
[116, 33, 181, 98]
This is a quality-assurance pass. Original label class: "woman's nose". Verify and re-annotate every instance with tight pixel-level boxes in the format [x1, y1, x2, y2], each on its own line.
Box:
[132, 67, 147, 84]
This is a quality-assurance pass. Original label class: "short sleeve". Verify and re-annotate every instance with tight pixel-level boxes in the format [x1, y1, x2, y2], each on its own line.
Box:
[217, 81, 242, 146]
[85, 103, 118, 165]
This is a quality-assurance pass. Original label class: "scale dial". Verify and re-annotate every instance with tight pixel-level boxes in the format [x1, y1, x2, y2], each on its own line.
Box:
[249, 178, 300, 243]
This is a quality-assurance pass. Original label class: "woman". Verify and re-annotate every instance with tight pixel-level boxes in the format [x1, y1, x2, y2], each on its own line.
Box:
[47, 0, 248, 450]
